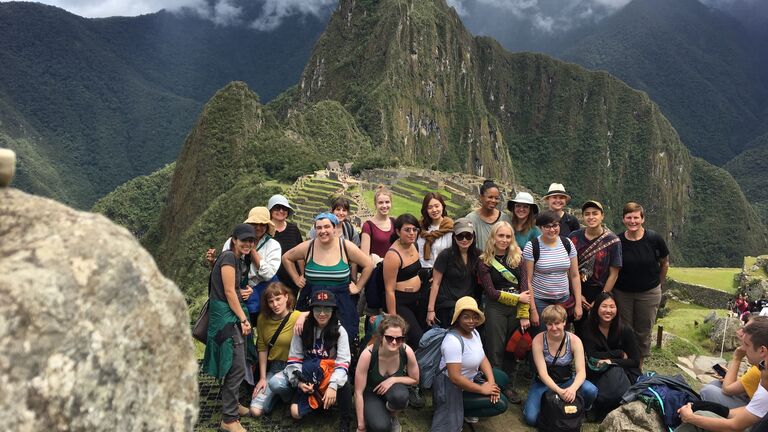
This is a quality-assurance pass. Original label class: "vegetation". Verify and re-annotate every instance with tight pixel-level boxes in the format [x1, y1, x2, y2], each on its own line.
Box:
[656, 300, 727, 352]
[725, 134, 768, 225]
[667, 267, 740, 293]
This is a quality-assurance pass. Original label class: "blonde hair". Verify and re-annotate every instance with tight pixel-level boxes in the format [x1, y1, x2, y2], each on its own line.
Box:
[541, 305, 567, 325]
[480, 221, 522, 268]
[374, 185, 393, 203]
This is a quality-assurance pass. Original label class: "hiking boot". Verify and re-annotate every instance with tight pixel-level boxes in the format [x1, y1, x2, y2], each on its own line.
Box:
[220, 420, 246, 432]
[237, 404, 250, 417]
[408, 386, 425, 409]
[503, 388, 521, 404]
[464, 416, 479, 424]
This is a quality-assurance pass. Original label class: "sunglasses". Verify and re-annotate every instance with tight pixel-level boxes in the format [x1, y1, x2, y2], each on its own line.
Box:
[456, 232, 474, 241]
[312, 306, 333, 315]
[402, 227, 420, 233]
[384, 335, 406, 345]
[272, 206, 289, 212]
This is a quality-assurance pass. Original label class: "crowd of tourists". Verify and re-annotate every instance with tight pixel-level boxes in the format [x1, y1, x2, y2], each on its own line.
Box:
[199, 182, 768, 432]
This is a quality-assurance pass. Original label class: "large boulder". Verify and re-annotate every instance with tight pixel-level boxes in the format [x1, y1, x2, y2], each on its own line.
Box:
[600, 400, 665, 431]
[710, 316, 742, 351]
[0, 188, 198, 431]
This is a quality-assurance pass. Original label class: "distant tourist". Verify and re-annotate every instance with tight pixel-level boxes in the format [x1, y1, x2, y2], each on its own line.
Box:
[202, 223, 256, 432]
[268, 194, 304, 295]
[465, 179, 511, 249]
[568, 200, 622, 336]
[354, 315, 419, 432]
[542, 183, 580, 236]
[476, 221, 531, 404]
[613, 202, 669, 364]
[426, 218, 482, 328]
[507, 191, 541, 249]
[523, 210, 583, 331]
[307, 196, 360, 246]
[430, 297, 510, 431]
[361, 185, 396, 259]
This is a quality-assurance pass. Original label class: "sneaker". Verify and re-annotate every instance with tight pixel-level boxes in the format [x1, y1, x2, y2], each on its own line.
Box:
[237, 404, 250, 417]
[503, 388, 521, 404]
[220, 420, 246, 432]
[408, 386, 425, 409]
[390, 415, 402, 432]
[464, 416, 479, 424]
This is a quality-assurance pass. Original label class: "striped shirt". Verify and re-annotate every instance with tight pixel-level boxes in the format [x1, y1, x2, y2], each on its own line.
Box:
[522, 235, 576, 300]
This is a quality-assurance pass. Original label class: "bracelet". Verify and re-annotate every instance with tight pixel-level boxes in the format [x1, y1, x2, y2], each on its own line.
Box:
[240, 318, 248, 324]
[428, 310, 435, 313]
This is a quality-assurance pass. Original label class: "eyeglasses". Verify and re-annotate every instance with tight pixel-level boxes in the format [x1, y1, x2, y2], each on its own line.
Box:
[384, 335, 406, 345]
[542, 223, 560, 231]
[456, 232, 474, 241]
[312, 306, 333, 315]
[402, 227, 420, 233]
[272, 206, 289, 212]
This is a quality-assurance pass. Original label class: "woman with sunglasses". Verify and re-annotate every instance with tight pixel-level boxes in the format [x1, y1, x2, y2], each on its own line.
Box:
[426, 218, 482, 329]
[268, 194, 304, 295]
[279, 290, 353, 431]
[354, 315, 419, 432]
[383, 213, 427, 348]
[465, 179, 510, 251]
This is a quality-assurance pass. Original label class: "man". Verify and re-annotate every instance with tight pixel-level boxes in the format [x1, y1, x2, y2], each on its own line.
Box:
[676, 316, 768, 432]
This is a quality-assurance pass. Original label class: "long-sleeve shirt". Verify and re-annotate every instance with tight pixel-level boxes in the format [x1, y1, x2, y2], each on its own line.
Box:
[222, 236, 282, 285]
[477, 256, 530, 318]
[581, 323, 641, 373]
[284, 326, 350, 390]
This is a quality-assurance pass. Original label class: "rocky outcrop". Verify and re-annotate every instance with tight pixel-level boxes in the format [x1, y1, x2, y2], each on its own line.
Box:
[600, 400, 665, 431]
[710, 316, 743, 352]
[0, 188, 198, 431]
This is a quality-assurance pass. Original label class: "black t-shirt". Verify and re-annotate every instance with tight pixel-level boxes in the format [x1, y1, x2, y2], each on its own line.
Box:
[559, 213, 581, 236]
[210, 250, 242, 302]
[433, 247, 479, 309]
[273, 222, 303, 286]
[614, 229, 669, 293]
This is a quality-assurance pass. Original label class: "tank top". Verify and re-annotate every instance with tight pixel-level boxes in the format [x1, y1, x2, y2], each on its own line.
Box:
[366, 345, 407, 391]
[304, 238, 351, 285]
[388, 248, 422, 281]
[543, 332, 573, 366]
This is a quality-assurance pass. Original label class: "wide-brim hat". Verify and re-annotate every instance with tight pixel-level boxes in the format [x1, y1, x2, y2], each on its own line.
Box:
[542, 183, 571, 201]
[507, 191, 540, 214]
[451, 296, 486, 326]
[267, 194, 295, 217]
[243, 207, 276, 236]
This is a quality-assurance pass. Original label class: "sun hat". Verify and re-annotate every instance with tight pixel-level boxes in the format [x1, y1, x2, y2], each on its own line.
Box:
[232, 223, 257, 241]
[507, 191, 540, 214]
[453, 218, 475, 236]
[451, 296, 486, 326]
[542, 183, 571, 201]
[311, 290, 337, 308]
[243, 207, 276, 236]
[314, 212, 339, 226]
[581, 200, 604, 213]
[267, 194, 295, 217]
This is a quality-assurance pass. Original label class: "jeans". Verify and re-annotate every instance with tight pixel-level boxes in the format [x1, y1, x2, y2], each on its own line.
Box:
[523, 376, 598, 426]
[252, 361, 291, 414]
[700, 381, 750, 409]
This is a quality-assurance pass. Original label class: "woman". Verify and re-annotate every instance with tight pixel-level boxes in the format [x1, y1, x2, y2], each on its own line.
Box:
[542, 183, 580, 236]
[282, 213, 372, 348]
[361, 186, 395, 259]
[250, 282, 308, 417]
[383, 214, 426, 348]
[430, 296, 509, 431]
[280, 290, 352, 431]
[523, 210, 583, 332]
[523, 305, 597, 426]
[581, 292, 641, 414]
[465, 179, 511, 250]
[568, 200, 622, 337]
[307, 197, 361, 246]
[239, 207, 282, 327]
[416, 192, 454, 289]
[202, 224, 256, 432]
[268, 194, 304, 295]
[477, 222, 531, 396]
[613, 202, 669, 363]
[426, 218, 482, 329]
[507, 191, 541, 249]
[354, 315, 420, 432]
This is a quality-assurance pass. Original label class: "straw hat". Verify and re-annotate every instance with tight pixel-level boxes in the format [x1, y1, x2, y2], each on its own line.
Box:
[243, 207, 276, 236]
[542, 183, 571, 201]
[451, 296, 486, 326]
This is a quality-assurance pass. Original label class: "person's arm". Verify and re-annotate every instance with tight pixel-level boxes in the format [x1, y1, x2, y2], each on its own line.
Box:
[282, 241, 310, 289]
[360, 222, 372, 256]
[221, 264, 250, 335]
[329, 327, 351, 390]
[515, 261, 531, 324]
[382, 250, 399, 315]
[526, 259, 538, 326]
[659, 256, 670, 288]
[608, 325, 641, 368]
[568, 253, 583, 321]
[569, 335, 587, 392]
[354, 348, 372, 432]
[427, 268, 443, 326]
[251, 240, 281, 281]
[721, 347, 747, 395]
[284, 334, 305, 386]
[531, 333, 563, 394]
[253, 349, 269, 396]
[678, 405, 758, 432]
[345, 240, 372, 293]
[478, 356, 501, 404]
[603, 266, 620, 294]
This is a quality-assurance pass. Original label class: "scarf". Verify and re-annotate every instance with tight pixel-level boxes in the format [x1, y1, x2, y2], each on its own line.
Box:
[420, 217, 454, 260]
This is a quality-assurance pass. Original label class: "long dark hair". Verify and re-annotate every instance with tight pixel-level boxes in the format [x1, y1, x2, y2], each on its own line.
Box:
[447, 232, 480, 275]
[420, 192, 448, 230]
[587, 291, 621, 334]
[301, 308, 341, 353]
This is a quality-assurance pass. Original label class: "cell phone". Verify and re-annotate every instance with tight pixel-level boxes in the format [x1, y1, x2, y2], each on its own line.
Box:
[712, 364, 727, 378]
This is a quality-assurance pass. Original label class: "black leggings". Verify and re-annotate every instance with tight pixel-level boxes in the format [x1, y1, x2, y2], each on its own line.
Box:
[393, 290, 427, 348]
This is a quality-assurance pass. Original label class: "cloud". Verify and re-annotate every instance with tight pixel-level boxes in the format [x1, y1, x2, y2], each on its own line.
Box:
[249, 0, 336, 31]
[446, 0, 469, 17]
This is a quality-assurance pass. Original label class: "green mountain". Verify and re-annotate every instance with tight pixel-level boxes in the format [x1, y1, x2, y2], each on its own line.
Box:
[0, 2, 326, 208]
[725, 134, 768, 224]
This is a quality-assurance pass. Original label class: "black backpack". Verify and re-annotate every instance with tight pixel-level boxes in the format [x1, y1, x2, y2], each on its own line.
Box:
[537, 390, 585, 432]
[531, 235, 572, 263]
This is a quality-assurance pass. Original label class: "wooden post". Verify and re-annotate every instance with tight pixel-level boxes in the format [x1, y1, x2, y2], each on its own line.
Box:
[656, 325, 664, 349]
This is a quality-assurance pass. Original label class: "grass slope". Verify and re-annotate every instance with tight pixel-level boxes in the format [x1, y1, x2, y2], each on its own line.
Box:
[667, 267, 740, 293]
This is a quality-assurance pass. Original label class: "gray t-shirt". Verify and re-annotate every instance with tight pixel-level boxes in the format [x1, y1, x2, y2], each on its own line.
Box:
[210, 250, 242, 302]
[465, 210, 511, 251]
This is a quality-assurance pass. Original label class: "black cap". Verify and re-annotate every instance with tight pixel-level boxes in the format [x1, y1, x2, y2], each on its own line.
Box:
[311, 290, 337, 307]
[232, 223, 257, 240]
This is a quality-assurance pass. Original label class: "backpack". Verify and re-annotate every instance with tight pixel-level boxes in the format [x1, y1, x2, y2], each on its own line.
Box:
[360, 314, 385, 350]
[537, 391, 585, 432]
[531, 235, 572, 263]
[364, 261, 386, 310]
[415, 327, 463, 389]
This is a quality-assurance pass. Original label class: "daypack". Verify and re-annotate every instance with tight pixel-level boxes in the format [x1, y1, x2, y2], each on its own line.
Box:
[531, 235, 572, 263]
[415, 327, 463, 389]
[624, 373, 700, 432]
[537, 391, 585, 432]
[364, 260, 386, 310]
[360, 314, 385, 350]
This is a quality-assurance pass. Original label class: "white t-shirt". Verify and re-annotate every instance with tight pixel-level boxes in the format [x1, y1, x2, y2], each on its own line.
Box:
[438, 329, 486, 380]
[746, 382, 768, 418]
[417, 224, 453, 269]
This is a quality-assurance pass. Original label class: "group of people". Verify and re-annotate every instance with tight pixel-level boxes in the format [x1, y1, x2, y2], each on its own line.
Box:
[199, 179, 750, 432]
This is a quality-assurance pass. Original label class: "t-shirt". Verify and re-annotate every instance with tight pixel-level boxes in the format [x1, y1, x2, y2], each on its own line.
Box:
[433, 248, 480, 309]
[417, 224, 453, 269]
[273, 222, 303, 287]
[522, 236, 576, 300]
[741, 365, 762, 399]
[559, 212, 581, 236]
[465, 210, 511, 252]
[256, 310, 301, 361]
[210, 250, 242, 302]
[614, 229, 669, 293]
[568, 229, 622, 301]
[746, 382, 768, 418]
[515, 226, 541, 250]
[362, 218, 395, 258]
[439, 329, 485, 380]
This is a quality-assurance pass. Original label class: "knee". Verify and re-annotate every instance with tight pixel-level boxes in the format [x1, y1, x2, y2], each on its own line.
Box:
[523, 408, 538, 426]
[700, 383, 722, 401]
[493, 397, 509, 415]
[581, 381, 599, 404]
[367, 415, 391, 432]
[290, 404, 301, 419]
[386, 384, 410, 411]
[250, 406, 263, 417]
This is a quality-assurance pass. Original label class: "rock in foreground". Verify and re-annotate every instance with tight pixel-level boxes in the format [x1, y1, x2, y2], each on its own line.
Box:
[0, 188, 198, 431]
[600, 400, 665, 431]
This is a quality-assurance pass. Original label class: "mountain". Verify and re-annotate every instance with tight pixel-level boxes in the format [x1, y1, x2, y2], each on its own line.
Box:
[725, 134, 768, 224]
[0, 1, 327, 208]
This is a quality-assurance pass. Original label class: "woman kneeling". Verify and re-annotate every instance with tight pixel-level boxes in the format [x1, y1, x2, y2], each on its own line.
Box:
[354, 315, 419, 432]
[523, 304, 598, 426]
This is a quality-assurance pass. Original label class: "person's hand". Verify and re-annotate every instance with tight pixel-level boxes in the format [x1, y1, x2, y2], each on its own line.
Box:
[349, 281, 361, 295]
[356, 425, 366, 432]
[294, 313, 306, 335]
[677, 402, 694, 422]
[374, 377, 397, 395]
[560, 386, 576, 403]
[734, 345, 746, 360]
[250, 248, 261, 267]
[519, 291, 531, 304]
[426, 310, 436, 327]
[530, 309, 540, 327]
[241, 320, 252, 336]
[520, 318, 530, 331]
[596, 359, 612, 367]
[323, 387, 337, 409]
[253, 378, 267, 396]
[241, 285, 253, 301]
[298, 382, 314, 394]
[294, 276, 307, 289]
[581, 298, 592, 310]
[573, 304, 583, 321]
[205, 248, 216, 265]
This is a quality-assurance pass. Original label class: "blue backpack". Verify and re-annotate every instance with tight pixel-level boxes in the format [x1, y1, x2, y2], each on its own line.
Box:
[415, 327, 463, 389]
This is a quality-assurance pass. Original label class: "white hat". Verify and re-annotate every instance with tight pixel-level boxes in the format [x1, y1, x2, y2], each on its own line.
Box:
[267, 194, 295, 217]
[507, 191, 540, 214]
[542, 183, 571, 201]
